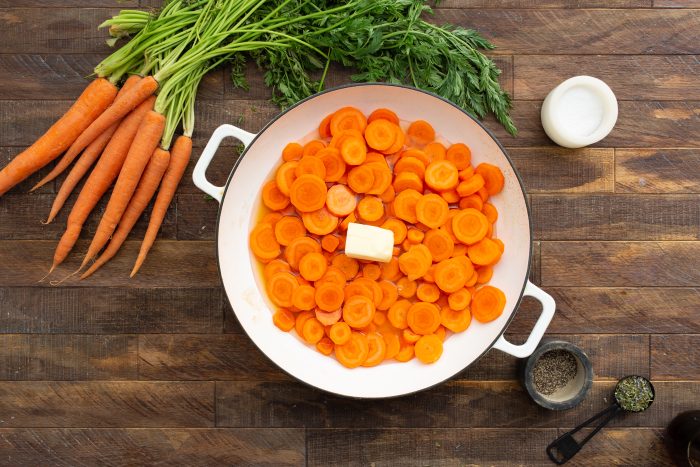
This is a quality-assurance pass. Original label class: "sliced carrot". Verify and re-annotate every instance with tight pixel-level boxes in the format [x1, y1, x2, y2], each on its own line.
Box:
[493, 238, 505, 253]
[250, 223, 281, 261]
[381, 218, 407, 245]
[396, 277, 417, 298]
[382, 126, 406, 155]
[478, 187, 489, 202]
[441, 189, 460, 204]
[344, 280, 373, 303]
[339, 212, 356, 231]
[298, 252, 328, 282]
[416, 193, 449, 229]
[329, 321, 352, 345]
[295, 156, 327, 179]
[377, 280, 398, 310]
[407, 302, 441, 335]
[325, 184, 357, 217]
[425, 160, 459, 191]
[335, 331, 369, 368]
[445, 143, 471, 170]
[465, 269, 479, 287]
[318, 113, 333, 139]
[340, 136, 367, 165]
[357, 196, 385, 222]
[267, 271, 298, 307]
[274, 216, 306, 246]
[447, 288, 471, 311]
[482, 202, 498, 224]
[261, 212, 283, 226]
[343, 295, 376, 329]
[380, 257, 402, 281]
[393, 171, 423, 193]
[331, 254, 360, 280]
[475, 163, 505, 195]
[423, 229, 455, 262]
[392, 188, 422, 224]
[452, 208, 489, 245]
[407, 228, 425, 244]
[459, 166, 475, 181]
[441, 306, 471, 333]
[314, 281, 345, 312]
[373, 311, 387, 327]
[364, 119, 398, 152]
[367, 108, 399, 125]
[387, 299, 411, 329]
[316, 337, 334, 356]
[289, 174, 327, 212]
[284, 236, 321, 270]
[416, 282, 440, 303]
[292, 284, 316, 311]
[459, 194, 483, 211]
[394, 341, 415, 362]
[362, 263, 381, 281]
[415, 334, 443, 364]
[407, 120, 435, 146]
[264, 259, 291, 280]
[399, 244, 432, 281]
[423, 264, 437, 283]
[302, 207, 338, 235]
[330, 107, 367, 136]
[435, 326, 446, 341]
[383, 332, 401, 360]
[471, 286, 506, 323]
[302, 317, 325, 344]
[361, 332, 387, 367]
[347, 164, 374, 193]
[354, 277, 383, 308]
[401, 148, 429, 165]
[434, 256, 473, 293]
[424, 142, 446, 161]
[402, 328, 421, 344]
[318, 266, 346, 287]
[321, 235, 340, 253]
[365, 152, 388, 166]
[275, 161, 298, 196]
[273, 309, 296, 332]
[456, 174, 485, 197]
[394, 156, 426, 179]
[366, 164, 392, 195]
[467, 237, 503, 266]
[476, 266, 494, 284]
[303, 139, 326, 158]
[262, 180, 290, 211]
[330, 129, 364, 149]
[295, 310, 315, 336]
[316, 147, 346, 182]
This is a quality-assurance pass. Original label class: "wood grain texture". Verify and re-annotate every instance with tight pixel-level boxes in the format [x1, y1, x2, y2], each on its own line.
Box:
[0, 287, 223, 333]
[651, 334, 700, 380]
[514, 55, 700, 100]
[138, 335, 288, 381]
[179, 146, 242, 195]
[216, 381, 697, 428]
[654, 0, 700, 6]
[0, 428, 305, 466]
[439, 0, 651, 7]
[307, 428, 557, 467]
[508, 148, 614, 193]
[192, 99, 278, 146]
[530, 240, 541, 284]
[558, 429, 672, 467]
[616, 149, 700, 193]
[512, 288, 700, 334]
[0, 240, 219, 287]
[432, 9, 700, 55]
[0, 335, 136, 380]
[0, 1, 135, 6]
[461, 334, 648, 381]
[0, 381, 214, 427]
[176, 194, 219, 240]
[541, 242, 700, 286]
[531, 194, 700, 240]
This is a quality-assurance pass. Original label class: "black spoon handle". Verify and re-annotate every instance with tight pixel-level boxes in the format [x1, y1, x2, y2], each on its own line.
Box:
[546, 404, 623, 465]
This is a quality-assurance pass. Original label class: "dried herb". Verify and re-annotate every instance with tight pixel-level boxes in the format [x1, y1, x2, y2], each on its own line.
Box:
[615, 376, 654, 412]
[533, 350, 578, 396]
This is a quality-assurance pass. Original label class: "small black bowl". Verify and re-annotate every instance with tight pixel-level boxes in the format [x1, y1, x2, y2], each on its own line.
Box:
[520, 340, 594, 411]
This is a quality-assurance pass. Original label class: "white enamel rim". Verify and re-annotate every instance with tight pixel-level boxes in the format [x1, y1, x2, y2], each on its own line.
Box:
[194, 83, 556, 399]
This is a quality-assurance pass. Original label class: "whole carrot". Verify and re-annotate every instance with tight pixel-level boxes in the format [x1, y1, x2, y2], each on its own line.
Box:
[0, 78, 117, 196]
[81, 110, 166, 268]
[61, 76, 158, 168]
[131, 135, 192, 277]
[81, 148, 171, 279]
[31, 75, 142, 192]
[50, 96, 156, 271]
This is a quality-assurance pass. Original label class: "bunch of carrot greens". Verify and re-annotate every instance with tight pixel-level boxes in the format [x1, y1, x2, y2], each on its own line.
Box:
[0, 0, 515, 281]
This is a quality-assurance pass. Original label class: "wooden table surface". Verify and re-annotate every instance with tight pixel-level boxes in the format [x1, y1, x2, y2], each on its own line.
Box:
[1, 1, 699, 466]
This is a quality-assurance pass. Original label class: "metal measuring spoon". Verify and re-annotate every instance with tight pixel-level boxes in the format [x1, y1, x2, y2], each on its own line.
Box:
[546, 375, 655, 465]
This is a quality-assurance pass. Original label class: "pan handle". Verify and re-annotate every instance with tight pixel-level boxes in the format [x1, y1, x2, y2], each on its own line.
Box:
[193, 124, 256, 203]
[492, 282, 556, 358]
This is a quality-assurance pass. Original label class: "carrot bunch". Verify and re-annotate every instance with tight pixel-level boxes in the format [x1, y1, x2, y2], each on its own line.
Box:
[252, 107, 507, 368]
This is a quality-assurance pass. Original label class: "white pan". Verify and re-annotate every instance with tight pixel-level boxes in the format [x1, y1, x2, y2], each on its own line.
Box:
[194, 84, 555, 398]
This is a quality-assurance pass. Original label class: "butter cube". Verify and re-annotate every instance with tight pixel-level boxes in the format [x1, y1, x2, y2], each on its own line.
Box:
[344, 223, 394, 263]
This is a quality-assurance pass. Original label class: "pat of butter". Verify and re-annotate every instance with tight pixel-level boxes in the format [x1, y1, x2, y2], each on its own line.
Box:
[345, 223, 394, 263]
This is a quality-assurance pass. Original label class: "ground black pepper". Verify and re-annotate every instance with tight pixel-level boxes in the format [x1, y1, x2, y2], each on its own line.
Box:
[533, 349, 578, 395]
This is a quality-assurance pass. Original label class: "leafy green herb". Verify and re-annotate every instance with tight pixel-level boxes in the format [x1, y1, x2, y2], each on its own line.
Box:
[615, 376, 654, 412]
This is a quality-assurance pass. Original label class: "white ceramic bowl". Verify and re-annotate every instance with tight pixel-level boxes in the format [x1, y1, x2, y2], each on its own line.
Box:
[194, 84, 556, 398]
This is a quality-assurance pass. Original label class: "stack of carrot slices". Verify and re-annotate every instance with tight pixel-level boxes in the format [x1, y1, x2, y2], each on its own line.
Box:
[250, 106, 507, 368]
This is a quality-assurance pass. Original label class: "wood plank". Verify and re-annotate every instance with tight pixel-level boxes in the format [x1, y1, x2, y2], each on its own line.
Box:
[541, 242, 700, 287]
[432, 9, 700, 55]
[0, 9, 118, 54]
[461, 334, 649, 381]
[0, 148, 54, 194]
[0, 335, 137, 380]
[0, 428, 305, 466]
[0, 1, 136, 6]
[176, 194, 219, 240]
[511, 287, 700, 334]
[307, 428, 557, 467]
[138, 334, 287, 381]
[192, 99, 278, 147]
[0, 381, 214, 427]
[485, 100, 700, 148]
[654, 0, 700, 6]
[0, 194, 176, 240]
[216, 380, 698, 428]
[508, 148, 614, 194]
[616, 149, 700, 194]
[439, 0, 651, 7]
[179, 146, 242, 195]
[651, 334, 700, 380]
[0, 287, 223, 333]
[0, 240, 219, 287]
[530, 240, 540, 284]
[531, 194, 700, 241]
[514, 55, 700, 100]
[562, 429, 672, 467]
